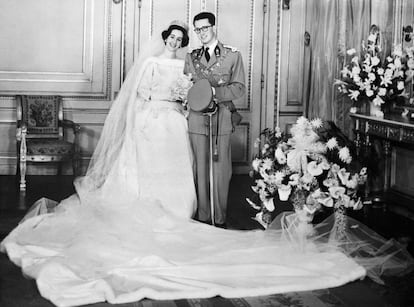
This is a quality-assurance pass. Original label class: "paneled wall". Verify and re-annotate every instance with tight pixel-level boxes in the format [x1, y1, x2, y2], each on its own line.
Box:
[0, 0, 282, 175]
[0, 0, 122, 174]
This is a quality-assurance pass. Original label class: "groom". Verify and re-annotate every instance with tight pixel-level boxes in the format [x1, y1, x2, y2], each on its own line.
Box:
[184, 12, 246, 228]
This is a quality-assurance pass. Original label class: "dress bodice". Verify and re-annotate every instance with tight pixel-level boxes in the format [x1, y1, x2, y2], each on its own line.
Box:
[138, 57, 184, 102]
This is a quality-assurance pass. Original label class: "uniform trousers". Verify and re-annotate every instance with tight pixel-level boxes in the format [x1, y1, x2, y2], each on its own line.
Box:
[189, 133, 232, 225]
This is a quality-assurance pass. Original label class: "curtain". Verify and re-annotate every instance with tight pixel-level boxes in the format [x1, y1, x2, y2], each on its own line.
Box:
[306, 0, 338, 121]
[305, 0, 372, 136]
[337, 0, 372, 136]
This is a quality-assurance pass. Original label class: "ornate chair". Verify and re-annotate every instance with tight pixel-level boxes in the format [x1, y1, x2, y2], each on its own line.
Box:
[16, 95, 81, 190]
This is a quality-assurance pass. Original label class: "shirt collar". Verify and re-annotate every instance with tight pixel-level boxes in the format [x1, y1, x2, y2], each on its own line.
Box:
[204, 40, 218, 55]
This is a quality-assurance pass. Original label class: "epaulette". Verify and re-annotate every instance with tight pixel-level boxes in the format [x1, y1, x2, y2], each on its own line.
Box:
[223, 44, 238, 52]
[190, 47, 203, 56]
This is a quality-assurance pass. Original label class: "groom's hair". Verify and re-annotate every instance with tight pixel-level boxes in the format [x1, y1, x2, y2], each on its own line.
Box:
[193, 12, 215, 26]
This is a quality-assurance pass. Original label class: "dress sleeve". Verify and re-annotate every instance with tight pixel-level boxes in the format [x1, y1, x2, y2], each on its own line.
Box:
[137, 59, 155, 100]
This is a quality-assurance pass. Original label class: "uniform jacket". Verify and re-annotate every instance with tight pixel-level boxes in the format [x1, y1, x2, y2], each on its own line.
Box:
[184, 41, 246, 135]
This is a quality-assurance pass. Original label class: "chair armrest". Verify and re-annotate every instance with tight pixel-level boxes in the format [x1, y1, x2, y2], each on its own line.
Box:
[61, 119, 81, 134]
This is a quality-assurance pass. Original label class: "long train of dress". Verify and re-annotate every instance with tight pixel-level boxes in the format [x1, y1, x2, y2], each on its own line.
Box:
[2, 196, 366, 307]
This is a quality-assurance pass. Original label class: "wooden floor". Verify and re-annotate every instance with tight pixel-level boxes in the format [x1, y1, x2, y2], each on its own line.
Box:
[1, 175, 414, 307]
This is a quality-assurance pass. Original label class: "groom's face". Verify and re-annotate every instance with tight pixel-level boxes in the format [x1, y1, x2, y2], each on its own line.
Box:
[194, 18, 215, 46]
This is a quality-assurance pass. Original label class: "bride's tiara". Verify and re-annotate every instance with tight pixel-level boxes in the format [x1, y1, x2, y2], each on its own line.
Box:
[169, 20, 189, 33]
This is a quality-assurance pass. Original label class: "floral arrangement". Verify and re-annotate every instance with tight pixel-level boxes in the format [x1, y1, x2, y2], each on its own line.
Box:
[171, 73, 193, 109]
[335, 30, 414, 116]
[247, 117, 368, 228]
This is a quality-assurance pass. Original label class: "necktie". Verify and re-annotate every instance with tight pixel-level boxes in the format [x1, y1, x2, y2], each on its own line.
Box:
[204, 47, 210, 62]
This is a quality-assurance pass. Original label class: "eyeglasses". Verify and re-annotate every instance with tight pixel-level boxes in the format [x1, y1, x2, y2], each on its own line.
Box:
[194, 25, 212, 34]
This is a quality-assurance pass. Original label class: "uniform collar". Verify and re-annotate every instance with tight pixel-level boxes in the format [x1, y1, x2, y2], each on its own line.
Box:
[204, 40, 218, 55]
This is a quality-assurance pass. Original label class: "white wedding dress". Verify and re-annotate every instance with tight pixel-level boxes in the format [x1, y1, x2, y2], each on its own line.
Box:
[1, 56, 412, 307]
[94, 57, 197, 219]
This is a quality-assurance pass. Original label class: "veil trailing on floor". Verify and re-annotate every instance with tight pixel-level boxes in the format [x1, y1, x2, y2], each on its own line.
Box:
[268, 209, 414, 285]
[74, 37, 168, 202]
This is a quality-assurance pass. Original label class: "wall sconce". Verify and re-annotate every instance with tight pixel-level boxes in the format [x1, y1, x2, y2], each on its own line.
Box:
[283, 0, 290, 10]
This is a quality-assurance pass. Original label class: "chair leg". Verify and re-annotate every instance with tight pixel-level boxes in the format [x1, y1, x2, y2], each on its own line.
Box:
[19, 157, 26, 191]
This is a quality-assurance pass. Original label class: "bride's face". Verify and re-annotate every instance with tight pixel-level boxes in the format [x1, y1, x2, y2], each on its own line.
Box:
[165, 29, 183, 52]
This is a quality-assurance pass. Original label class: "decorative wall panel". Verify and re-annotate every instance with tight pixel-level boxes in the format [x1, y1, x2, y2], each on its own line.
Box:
[0, 0, 112, 98]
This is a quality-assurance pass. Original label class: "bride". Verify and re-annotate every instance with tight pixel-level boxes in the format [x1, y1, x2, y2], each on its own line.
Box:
[1, 20, 413, 307]
[75, 20, 197, 219]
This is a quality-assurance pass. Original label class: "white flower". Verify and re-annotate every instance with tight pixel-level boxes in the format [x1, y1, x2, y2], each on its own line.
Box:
[275, 127, 282, 138]
[289, 173, 299, 186]
[310, 118, 323, 128]
[275, 147, 287, 164]
[378, 87, 387, 96]
[329, 186, 346, 199]
[318, 196, 334, 207]
[351, 66, 361, 76]
[320, 160, 331, 170]
[246, 198, 261, 210]
[397, 81, 405, 90]
[338, 147, 351, 163]
[326, 137, 338, 150]
[323, 178, 339, 188]
[340, 194, 351, 207]
[349, 89, 360, 100]
[252, 158, 261, 171]
[366, 89, 374, 97]
[377, 68, 384, 75]
[368, 33, 377, 43]
[255, 179, 266, 190]
[394, 57, 402, 68]
[351, 56, 359, 64]
[253, 138, 260, 148]
[394, 45, 403, 57]
[346, 175, 359, 189]
[337, 168, 350, 185]
[273, 171, 286, 184]
[301, 173, 314, 184]
[262, 158, 273, 170]
[408, 58, 414, 69]
[331, 164, 341, 174]
[380, 74, 393, 86]
[371, 56, 380, 66]
[347, 48, 356, 55]
[373, 95, 384, 106]
[263, 197, 275, 212]
[307, 161, 323, 176]
[352, 198, 363, 210]
[350, 107, 358, 113]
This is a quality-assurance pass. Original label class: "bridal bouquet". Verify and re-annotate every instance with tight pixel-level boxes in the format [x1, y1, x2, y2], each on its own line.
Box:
[335, 31, 413, 116]
[171, 73, 193, 109]
[247, 117, 368, 228]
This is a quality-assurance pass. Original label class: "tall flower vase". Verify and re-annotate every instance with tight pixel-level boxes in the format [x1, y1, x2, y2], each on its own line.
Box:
[369, 101, 384, 118]
[293, 206, 315, 251]
[330, 205, 348, 243]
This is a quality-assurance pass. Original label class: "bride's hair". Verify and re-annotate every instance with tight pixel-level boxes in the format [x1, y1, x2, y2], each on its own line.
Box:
[161, 23, 189, 47]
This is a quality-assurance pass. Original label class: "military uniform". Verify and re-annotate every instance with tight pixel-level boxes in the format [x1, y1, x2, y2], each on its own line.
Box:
[184, 41, 245, 225]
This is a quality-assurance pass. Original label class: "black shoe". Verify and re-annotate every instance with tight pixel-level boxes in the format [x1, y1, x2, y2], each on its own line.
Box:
[197, 219, 212, 225]
[215, 223, 227, 229]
